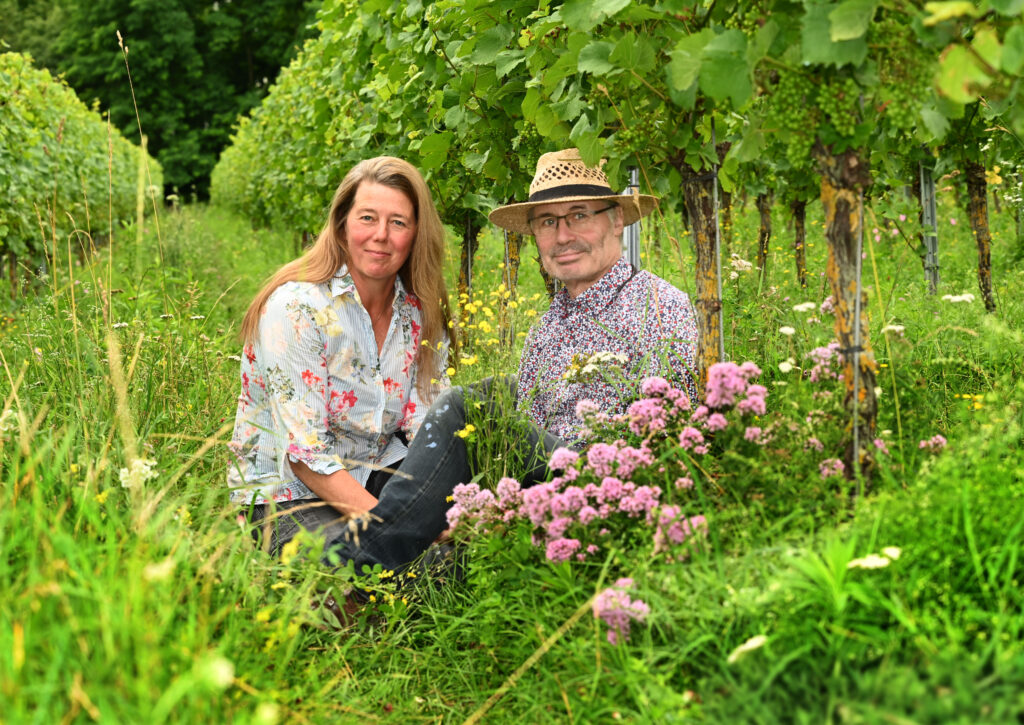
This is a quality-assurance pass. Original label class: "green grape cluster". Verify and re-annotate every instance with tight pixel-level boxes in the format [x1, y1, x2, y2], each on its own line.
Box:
[763, 72, 820, 166]
[874, 23, 931, 132]
[818, 77, 861, 138]
[615, 114, 665, 154]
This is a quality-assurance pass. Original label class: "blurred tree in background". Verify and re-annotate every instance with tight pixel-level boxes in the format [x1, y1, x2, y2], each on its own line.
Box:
[2, 0, 320, 198]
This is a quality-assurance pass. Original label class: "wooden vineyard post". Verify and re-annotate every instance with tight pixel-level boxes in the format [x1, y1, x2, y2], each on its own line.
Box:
[919, 162, 940, 294]
[816, 147, 878, 482]
[457, 215, 482, 348]
[964, 160, 997, 313]
[791, 199, 809, 288]
[676, 162, 723, 389]
[499, 229, 523, 348]
[755, 192, 773, 289]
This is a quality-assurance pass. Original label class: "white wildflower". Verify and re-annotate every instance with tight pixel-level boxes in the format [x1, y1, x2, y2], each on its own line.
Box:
[160, 313, 174, 319]
[189, 315, 206, 321]
[143, 557, 176, 582]
[779, 326, 796, 336]
[0, 408, 17, 433]
[112, 322, 129, 329]
[881, 324, 905, 336]
[847, 553, 891, 570]
[729, 254, 753, 272]
[727, 634, 768, 664]
[195, 654, 234, 690]
[778, 358, 796, 373]
[881, 546, 902, 560]
[792, 302, 816, 313]
[941, 293, 975, 304]
[226, 354, 242, 362]
[119, 457, 158, 488]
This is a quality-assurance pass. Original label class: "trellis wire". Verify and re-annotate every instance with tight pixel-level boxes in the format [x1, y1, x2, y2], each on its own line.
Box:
[621, 166, 641, 269]
[919, 161, 940, 294]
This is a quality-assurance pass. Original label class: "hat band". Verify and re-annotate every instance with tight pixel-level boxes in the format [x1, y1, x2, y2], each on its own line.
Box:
[528, 183, 615, 203]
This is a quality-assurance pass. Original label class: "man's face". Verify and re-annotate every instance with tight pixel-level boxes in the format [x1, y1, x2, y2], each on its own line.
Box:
[529, 199, 624, 298]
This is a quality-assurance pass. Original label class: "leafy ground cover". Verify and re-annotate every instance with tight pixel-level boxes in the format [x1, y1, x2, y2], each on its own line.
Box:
[1, 196, 1022, 723]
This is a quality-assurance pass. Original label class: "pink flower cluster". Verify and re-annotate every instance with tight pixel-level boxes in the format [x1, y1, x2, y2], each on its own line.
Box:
[806, 342, 842, 382]
[918, 434, 947, 452]
[820, 295, 836, 316]
[819, 457, 845, 479]
[706, 362, 762, 409]
[652, 506, 707, 560]
[592, 578, 650, 644]
[446, 438, 674, 564]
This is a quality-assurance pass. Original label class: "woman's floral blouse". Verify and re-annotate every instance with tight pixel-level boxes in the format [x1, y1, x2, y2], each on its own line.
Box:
[228, 266, 448, 505]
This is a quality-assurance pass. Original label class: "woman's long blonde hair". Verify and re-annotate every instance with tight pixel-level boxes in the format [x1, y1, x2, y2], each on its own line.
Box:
[240, 156, 456, 400]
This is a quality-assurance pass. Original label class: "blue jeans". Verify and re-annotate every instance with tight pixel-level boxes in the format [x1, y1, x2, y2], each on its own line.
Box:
[323, 377, 563, 573]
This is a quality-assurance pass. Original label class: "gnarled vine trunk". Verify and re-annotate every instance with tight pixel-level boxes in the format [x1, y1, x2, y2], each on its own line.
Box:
[815, 146, 878, 481]
[790, 199, 808, 288]
[458, 215, 482, 347]
[675, 161, 721, 390]
[499, 229, 524, 348]
[964, 160, 997, 313]
[756, 192, 773, 287]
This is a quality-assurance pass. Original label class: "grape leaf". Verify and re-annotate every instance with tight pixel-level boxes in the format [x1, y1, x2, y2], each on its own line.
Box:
[829, 0, 878, 42]
[802, 4, 868, 67]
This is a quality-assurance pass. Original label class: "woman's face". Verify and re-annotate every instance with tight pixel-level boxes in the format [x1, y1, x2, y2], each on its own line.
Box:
[343, 181, 417, 290]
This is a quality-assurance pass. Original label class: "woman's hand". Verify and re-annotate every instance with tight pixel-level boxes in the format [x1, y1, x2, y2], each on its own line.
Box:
[289, 460, 379, 517]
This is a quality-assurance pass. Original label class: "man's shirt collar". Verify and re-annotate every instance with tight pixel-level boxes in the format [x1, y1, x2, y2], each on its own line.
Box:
[551, 256, 634, 318]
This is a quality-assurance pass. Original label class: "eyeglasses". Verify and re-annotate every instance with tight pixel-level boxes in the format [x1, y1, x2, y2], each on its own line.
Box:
[528, 205, 617, 239]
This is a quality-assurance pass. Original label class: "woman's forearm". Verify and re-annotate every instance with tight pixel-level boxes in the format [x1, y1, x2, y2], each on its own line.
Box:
[289, 460, 378, 516]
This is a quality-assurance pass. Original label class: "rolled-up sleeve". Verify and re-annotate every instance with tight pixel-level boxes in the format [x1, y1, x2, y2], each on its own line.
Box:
[257, 291, 345, 478]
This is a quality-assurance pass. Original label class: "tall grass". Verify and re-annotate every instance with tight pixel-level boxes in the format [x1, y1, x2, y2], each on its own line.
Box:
[1, 190, 1022, 722]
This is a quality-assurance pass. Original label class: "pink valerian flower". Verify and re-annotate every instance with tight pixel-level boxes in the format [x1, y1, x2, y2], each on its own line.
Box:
[586, 442, 619, 478]
[627, 398, 669, 435]
[691, 405, 709, 422]
[546, 516, 573, 539]
[551, 485, 587, 514]
[744, 426, 763, 443]
[678, 427, 705, 450]
[578, 505, 599, 524]
[546, 537, 581, 563]
[446, 482, 498, 530]
[692, 444, 709, 455]
[597, 476, 626, 503]
[618, 485, 661, 518]
[919, 434, 947, 452]
[496, 477, 522, 510]
[593, 578, 650, 644]
[615, 443, 655, 478]
[640, 376, 671, 397]
[675, 476, 695, 489]
[705, 362, 748, 409]
[807, 342, 842, 382]
[820, 295, 836, 315]
[520, 481, 559, 526]
[804, 437, 824, 452]
[575, 399, 600, 420]
[819, 458, 845, 479]
[873, 438, 890, 456]
[653, 507, 708, 558]
[548, 447, 579, 471]
[705, 413, 728, 432]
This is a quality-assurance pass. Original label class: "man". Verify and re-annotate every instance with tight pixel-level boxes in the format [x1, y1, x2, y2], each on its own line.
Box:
[323, 148, 698, 573]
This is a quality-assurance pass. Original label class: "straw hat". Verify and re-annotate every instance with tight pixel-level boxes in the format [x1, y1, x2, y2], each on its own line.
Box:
[488, 148, 658, 235]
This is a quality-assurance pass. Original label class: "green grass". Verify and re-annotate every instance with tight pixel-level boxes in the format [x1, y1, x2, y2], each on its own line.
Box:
[1, 194, 1023, 723]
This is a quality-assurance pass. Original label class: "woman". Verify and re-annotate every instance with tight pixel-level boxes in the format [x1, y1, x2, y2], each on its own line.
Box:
[228, 156, 455, 555]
